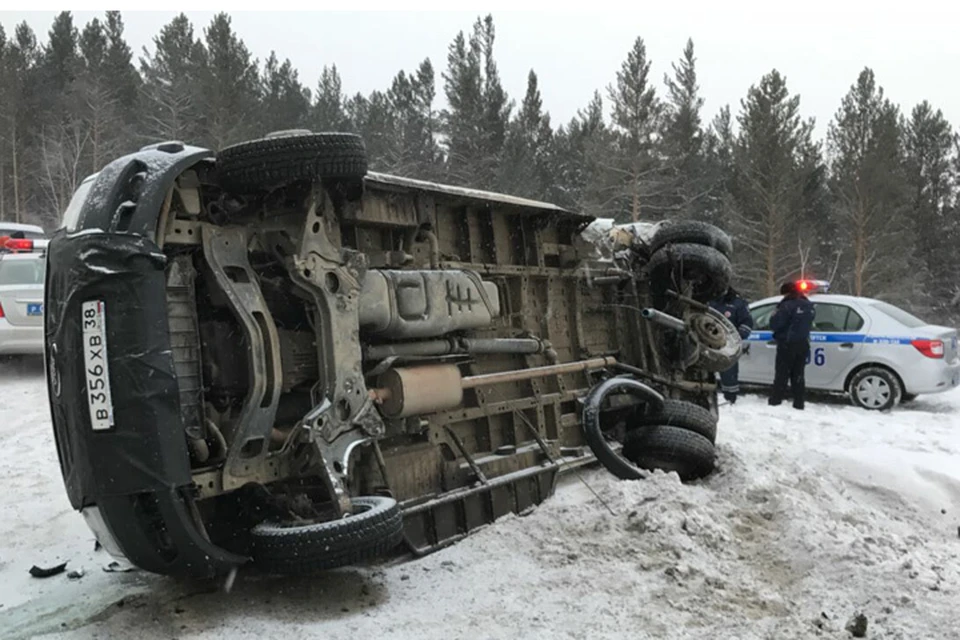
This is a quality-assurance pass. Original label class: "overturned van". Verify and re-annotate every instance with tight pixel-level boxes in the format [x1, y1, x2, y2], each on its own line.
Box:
[44, 132, 741, 578]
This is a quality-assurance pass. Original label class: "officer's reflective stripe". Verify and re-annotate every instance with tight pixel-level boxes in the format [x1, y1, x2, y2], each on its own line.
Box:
[747, 331, 916, 345]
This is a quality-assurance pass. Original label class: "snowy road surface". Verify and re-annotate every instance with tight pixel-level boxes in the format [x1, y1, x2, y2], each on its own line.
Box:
[1, 357, 959, 640]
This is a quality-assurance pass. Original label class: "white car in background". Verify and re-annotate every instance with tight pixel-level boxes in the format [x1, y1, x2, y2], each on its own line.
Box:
[739, 281, 960, 410]
[0, 251, 46, 356]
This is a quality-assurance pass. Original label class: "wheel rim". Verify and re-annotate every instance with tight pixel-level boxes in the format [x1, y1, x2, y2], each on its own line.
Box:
[265, 128, 313, 139]
[272, 502, 371, 529]
[856, 375, 891, 408]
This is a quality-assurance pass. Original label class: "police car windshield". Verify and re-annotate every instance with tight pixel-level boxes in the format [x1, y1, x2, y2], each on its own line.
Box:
[870, 301, 926, 329]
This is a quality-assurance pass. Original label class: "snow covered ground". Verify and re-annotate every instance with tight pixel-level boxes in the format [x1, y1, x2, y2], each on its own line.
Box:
[2, 357, 959, 640]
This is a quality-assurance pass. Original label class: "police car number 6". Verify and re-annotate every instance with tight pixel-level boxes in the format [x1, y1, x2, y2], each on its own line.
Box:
[82, 300, 114, 431]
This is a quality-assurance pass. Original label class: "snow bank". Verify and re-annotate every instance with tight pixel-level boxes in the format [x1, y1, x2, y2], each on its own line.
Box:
[2, 361, 959, 640]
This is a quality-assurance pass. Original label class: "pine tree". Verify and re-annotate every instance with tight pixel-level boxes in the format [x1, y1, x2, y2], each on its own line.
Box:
[102, 12, 140, 116]
[312, 65, 352, 131]
[550, 91, 614, 216]
[198, 13, 260, 148]
[349, 91, 393, 169]
[479, 15, 511, 187]
[384, 59, 442, 178]
[903, 101, 958, 316]
[607, 36, 663, 221]
[729, 70, 821, 297]
[442, 29, 482, 185]
[37, 12, 84, 218]
[261, 52, 311, 133]
[139, 13, 205, 143]
[498, 70, 552, 199]
[41, 12, 79, 99]
[74, 16, 133, 173]
[794, 133, 831, 282]
[0, 24, 8, 220]
[661, 39, 713, 219]
[0, 23, 40, 222]
[704, 104, 739, 230]
[442, 15, 512, 190]
[0, 25, 9, 220]
[827, 68, 918, 302]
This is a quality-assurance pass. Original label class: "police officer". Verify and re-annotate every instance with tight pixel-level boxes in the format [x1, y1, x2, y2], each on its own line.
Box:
[768, 281, 816, 409]
[709, 286, 754, 404]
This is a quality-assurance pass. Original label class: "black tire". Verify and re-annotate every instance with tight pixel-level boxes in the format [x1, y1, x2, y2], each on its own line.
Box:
[217, 132, 368, 194]
[848, 367, 902, 411]
[650, 220, 734, 257]
[647, 243, 733, 305]
[634, 399, 718, 444]
[250, 496, 403, 575]
[621, 425, 716, 481]
[900, 393, 918, 404]
[582, 377, 665, 481]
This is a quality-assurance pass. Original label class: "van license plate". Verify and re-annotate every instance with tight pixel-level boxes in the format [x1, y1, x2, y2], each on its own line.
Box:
[81, 300, 114, 431]
[27, 303, 42, 316]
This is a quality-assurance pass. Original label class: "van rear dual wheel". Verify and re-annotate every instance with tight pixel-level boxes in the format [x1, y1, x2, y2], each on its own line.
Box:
[582, 379, 718, 482]
[621, 425, 716, 481]
[632, 398, 718, 443]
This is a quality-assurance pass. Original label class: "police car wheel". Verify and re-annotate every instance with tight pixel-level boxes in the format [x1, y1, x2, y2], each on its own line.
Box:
[848, 367, 902, 411]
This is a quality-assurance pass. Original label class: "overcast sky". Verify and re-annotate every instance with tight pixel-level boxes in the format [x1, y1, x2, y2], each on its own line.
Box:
[4, 7, 959, 140]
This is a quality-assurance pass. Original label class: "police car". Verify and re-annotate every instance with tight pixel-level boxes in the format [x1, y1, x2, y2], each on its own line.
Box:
[739, 280, 960, 410]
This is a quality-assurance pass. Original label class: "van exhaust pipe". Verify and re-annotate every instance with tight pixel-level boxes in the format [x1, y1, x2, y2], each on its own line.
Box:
[641, 308, 687, 333]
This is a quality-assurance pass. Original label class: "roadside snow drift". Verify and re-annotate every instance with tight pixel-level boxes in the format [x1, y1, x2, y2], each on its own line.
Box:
[1, 358, 959, 640]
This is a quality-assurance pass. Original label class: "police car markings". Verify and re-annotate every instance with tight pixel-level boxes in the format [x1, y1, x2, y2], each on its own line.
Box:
[748, 332, 917, 345]
[746, 332, 923, 368]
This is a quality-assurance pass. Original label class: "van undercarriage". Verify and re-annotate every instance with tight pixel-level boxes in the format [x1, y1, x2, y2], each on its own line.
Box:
[45, 132, 741, 577]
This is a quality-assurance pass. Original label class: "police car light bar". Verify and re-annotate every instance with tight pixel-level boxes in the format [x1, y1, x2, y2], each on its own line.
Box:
[1, 237, 34, 251]
[796, 279, 831, 294]
[0, 236, 47, 254]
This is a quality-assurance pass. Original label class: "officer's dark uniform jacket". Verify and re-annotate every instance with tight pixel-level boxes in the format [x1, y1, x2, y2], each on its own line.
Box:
[768, 292, 817, 408]
[770, 295, 816, 343]
[710, 294, 754, 341]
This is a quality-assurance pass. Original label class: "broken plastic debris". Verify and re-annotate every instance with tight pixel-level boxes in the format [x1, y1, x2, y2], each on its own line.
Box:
[67, 568, 85, 580]
[30, 562, 68, 578]
[103, 561, 136, 573]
